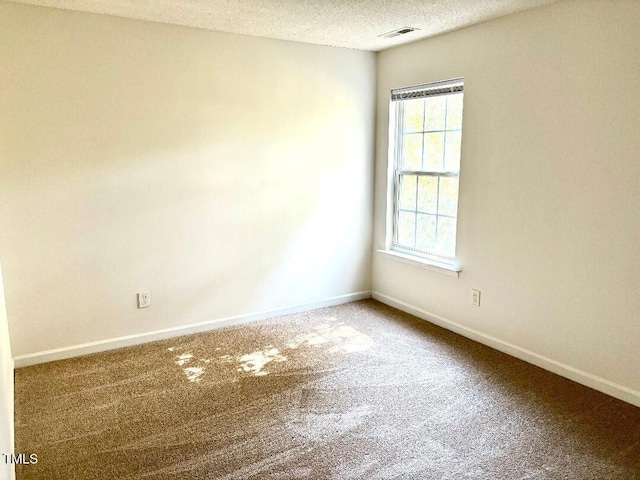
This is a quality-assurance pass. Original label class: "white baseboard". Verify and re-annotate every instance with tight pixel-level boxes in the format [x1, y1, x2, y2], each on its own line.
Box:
[372, 291, 640, 409]
[14, 291, 372, 368]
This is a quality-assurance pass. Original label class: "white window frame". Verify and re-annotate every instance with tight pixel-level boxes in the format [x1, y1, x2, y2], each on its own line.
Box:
[383, 78, 464, 275]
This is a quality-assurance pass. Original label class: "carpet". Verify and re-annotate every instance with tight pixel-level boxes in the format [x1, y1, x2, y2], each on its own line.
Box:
[14, 300, 640, 479]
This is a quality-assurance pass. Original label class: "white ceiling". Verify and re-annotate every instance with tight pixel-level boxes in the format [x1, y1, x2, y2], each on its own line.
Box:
[10, 0, 558, 51]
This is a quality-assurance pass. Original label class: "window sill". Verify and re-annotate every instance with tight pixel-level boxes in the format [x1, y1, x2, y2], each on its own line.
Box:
[376, 250, 461, 278]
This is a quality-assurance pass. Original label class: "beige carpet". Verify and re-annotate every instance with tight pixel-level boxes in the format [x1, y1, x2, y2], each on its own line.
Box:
[14, 300, 640, 479]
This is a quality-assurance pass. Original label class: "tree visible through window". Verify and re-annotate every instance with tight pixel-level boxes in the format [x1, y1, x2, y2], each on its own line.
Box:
[390, 79, 464, 264]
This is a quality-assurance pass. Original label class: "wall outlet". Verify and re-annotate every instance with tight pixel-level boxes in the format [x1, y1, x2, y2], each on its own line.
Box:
[471, 289, 481, 307]
[137, 291, 150, 309]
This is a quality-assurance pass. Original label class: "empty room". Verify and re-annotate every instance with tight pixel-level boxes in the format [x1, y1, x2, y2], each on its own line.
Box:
[1, 0, 639, 478]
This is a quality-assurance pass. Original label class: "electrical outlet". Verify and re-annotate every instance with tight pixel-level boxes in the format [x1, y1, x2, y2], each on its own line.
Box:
[471, 289, 481, 307]
[137, 291, 150, 309]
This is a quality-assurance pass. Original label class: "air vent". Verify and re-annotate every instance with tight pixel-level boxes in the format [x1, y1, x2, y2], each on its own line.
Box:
[378, 27, 420, 39]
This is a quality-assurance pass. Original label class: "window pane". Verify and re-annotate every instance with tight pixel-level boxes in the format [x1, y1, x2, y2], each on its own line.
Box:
[417, 176, 438, 214]
[403, 99, 424, 132]
[423, 132, 444, 170]
[437, 216, 457, 258]
[445, 93, 464, 130]
[391, 81, 463, 263]
[444, 131, 462, 172]
[416, 213, 436, 251]
[424, 96, 446, 131]
[402, 133, 423, 170]
[398, 175, 417, 210]
[397, 211, 416, 248]
[438, 177, 459, 217]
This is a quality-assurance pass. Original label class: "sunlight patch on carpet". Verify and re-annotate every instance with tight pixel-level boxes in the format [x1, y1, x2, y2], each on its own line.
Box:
[171, 349, 211, 382]
[237, 347, 288, 376]
[287, 317, 374, 353]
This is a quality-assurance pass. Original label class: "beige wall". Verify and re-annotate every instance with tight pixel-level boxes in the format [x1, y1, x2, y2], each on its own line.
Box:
[373, 0, 640, 398]
[0, 263, 15, 480]
[0, 3, 375, 357]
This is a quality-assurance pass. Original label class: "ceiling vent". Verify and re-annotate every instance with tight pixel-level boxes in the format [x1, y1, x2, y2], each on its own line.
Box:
[379, 27, 420, 39]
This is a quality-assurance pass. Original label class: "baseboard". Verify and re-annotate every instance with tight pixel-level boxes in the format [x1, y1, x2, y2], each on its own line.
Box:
[14, 291, 372, 368]
[372, 291, 640, 409]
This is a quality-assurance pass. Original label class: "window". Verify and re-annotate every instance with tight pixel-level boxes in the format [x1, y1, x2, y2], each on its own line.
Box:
[388, 78, 464, 267]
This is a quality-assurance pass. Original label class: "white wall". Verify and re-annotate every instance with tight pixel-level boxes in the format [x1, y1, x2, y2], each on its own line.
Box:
[373, 0, 640, 402]
[0, 3, 375, 358]
[0, 263, 15, 480]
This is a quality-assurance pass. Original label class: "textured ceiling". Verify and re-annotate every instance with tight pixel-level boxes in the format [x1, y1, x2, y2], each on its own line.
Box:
[10, 0, 559, 51]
